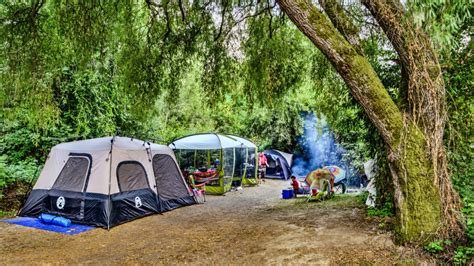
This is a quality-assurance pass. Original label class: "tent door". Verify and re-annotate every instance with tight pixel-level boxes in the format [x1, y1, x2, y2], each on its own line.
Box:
[49, 153, 92, 220]
[152, 154, 191, 210]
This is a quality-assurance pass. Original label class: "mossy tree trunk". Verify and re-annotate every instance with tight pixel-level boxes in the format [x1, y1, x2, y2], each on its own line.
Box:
[276, 0, 464, 243]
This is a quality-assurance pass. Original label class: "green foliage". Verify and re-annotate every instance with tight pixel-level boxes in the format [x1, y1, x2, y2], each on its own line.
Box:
[443, 35, 473, 258]
[408, 0, 472, 53]
[244, 17, 310, 103]
[424, 240, 451, 254]
[0, 155, 39, 200]
[445, 41, 474, 204]
[462, 200, 474, 243]
[367, 201, 394, 218]
[453, 246, 474, 265]
[356, 191, 369, 205]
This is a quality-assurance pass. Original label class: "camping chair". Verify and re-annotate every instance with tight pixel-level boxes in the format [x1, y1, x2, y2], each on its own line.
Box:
[298, 179, 311, 197]
[306, 179, 333, 202]
[188, 175, 206, 203]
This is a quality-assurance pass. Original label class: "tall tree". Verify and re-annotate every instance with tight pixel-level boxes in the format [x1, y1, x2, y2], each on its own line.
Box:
[276, 0, 463, 242]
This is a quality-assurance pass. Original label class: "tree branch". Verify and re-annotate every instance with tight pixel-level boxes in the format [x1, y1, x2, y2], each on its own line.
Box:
[267, 0, 274, 38]
[178, 0, 186, 22]
[162, 1, 172, 41]
[361, 0, 410, 70]
[319, 0, 364, 55]
[215, 0, 228, 41]
[276, 0, 403, 148]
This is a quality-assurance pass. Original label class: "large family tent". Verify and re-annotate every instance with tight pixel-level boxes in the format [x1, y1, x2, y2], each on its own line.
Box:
[227, 135, 258, 186]
[263, 149, 293, 180]
[169, 133, 242, 195]
[19, 137, 195, 228]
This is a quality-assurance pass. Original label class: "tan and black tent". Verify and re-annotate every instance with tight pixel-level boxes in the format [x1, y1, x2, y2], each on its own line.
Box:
[19, 137, 195, 228]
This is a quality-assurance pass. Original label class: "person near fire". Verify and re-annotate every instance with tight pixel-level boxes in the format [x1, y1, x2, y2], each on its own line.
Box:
[258, 152, 269, 183]
[290, 175, 302, 197]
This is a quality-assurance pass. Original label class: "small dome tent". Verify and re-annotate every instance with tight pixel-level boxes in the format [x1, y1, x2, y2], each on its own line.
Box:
[19, 137, 195, 228]
[226, 135, 259, 186]
[169, 133, 242, 194]
[262, 149, 293, 180]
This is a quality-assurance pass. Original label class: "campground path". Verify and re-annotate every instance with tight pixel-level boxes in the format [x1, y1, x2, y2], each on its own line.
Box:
[0, 179, 432, 265]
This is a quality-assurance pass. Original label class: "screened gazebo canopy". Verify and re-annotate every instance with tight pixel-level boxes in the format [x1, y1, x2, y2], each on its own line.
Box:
[227, 135, 259, 186]
[169, 133, 242, 150]
[169, 133, 259, 194]
[226, 135, 257, 149]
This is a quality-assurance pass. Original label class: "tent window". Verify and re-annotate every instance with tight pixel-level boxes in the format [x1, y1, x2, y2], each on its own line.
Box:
[117, 161, 149, 192]
[153, 154, 189, 200]
[223, 148, 235, 177]
[53, 155, 91, 192]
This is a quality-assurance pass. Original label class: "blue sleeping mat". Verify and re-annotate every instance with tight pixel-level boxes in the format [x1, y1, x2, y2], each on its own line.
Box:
[2, 217, 95, 235]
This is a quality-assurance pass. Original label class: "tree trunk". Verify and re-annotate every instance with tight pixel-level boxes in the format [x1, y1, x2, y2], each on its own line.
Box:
[362, 0, 463, 240]
[276, 0, 464, 242]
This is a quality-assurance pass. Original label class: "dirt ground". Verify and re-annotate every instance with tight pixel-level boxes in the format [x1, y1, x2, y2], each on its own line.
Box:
[0, 179, 434, 265]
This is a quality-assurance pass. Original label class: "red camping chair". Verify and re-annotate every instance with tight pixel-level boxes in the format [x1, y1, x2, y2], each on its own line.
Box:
[188, 175, 207, 203]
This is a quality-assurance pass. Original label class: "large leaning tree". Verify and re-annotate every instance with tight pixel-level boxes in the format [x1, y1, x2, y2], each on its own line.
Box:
[276, 0, 464, 242]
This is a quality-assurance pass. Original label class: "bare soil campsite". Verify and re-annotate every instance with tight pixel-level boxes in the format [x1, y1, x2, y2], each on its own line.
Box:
[1, 180, 433, 265]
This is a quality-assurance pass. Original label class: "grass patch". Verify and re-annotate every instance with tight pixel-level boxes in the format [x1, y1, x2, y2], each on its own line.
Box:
[0, 210, 16, 218]
[367, 201, 394, 217]
[283, 194, 366, 209]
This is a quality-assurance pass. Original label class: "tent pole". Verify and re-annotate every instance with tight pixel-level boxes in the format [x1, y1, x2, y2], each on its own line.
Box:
[207, 150, 210, 168]
[242, 147, 248, 181]
[194, 150, 197, 168]
[106, 136, 115, 230]
[255, 149, 258, 180]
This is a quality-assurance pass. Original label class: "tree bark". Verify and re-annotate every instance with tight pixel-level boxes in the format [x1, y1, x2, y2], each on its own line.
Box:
[362, 0, 463, 239]
[276, 0, 463, 242]
[318, 0, 363, 55]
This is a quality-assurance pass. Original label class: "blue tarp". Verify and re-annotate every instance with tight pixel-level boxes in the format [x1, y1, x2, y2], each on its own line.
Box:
[2, 217, 95, 235]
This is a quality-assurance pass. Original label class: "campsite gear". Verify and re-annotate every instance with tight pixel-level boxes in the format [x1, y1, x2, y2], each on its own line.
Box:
[19, 137, 195, 229]
[305, 168, 335, 192]
[188, 175, 207, 203]
[193, 169, 217, 179]
[262, 150, 293, 180]
[281, 189, 293, 199]
[323, 165, 347, 194]
[3, 217, 95, 235]
[306, 169, 334, 202]
[193, 189, 205, 204]
[169, 133, 258, 194]
[298, 179, 311, 195]
[308, 178, 332, 202]
[227, 135, 258, 186]
[307, 190, 332, 202]
[364, 159, 377, 207]
[323, 166, 345, 183]
[39, 214, 71, 227]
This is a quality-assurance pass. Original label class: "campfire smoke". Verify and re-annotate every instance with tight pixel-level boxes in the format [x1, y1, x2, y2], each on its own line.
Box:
[292, 113, 349, 177]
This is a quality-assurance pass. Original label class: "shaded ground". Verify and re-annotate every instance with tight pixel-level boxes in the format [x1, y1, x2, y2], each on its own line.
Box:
[0, 179, 433, 265]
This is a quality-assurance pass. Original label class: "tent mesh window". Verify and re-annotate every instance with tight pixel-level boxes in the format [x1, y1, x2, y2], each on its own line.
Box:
[152, 154, 189, 200]
[223, 148, 235, 178]
[234, 148, 245, 177]
[52, 156, 90, 192]
[175, 149, 194, 169]
[117, 161, 149, 192]
[246, 147, 257, 178]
